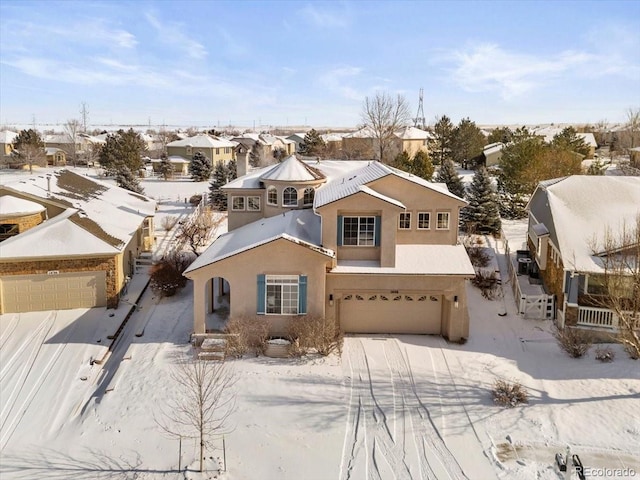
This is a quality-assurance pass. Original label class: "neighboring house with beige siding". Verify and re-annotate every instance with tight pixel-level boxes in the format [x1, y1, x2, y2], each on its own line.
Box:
[184, 154, 474, 341]
[0, 130, 18, 162]
[342, 126, 430, 161]
[167, 134, 236, 166]
[0, 170, 155, 314]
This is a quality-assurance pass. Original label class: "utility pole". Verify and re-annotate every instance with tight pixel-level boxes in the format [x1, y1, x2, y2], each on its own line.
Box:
[413, 88, 426, 129]
[80, 102, 89, 133]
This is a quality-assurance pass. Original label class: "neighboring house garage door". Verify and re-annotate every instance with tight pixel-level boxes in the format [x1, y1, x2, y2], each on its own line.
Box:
[339, 293, 442, 334]
[1, 271, 107, 313]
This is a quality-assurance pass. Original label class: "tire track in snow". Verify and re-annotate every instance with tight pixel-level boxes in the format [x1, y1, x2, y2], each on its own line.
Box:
[340, 338, 414, 480]
[0, 314, 20, 351]
[0, 312, 78, 449]
[385, 339, 469, 480]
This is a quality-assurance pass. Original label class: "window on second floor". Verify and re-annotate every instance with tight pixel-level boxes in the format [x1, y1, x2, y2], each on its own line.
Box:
[398, 212, 411, 230]
[343, 216, 375, 246]
[436, 212, 450, 230]
[303, 187, 315, 206]
[231, 196, 245, 211]
[283, 187, 297, 207]
[418, 212, 430, 230]
[267, 186, 278, 205]
[216, 148, 220, 155]
[247, 196, 261, 211]
[186, 146, 193, 155]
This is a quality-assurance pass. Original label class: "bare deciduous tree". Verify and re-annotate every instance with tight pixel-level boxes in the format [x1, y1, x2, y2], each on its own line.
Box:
[64, 118, 82, 167]
[177, 207, 225, 256]
[361, 92, 410, 163]
[156, 357, 236, 472]
[589, 214, 640, 358]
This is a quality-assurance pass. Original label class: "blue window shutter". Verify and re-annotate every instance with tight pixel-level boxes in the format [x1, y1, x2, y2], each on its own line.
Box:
[375, 216, 382, 246]
[298, 275, 307, 314]
[257, 274, 266, 314]
[337, 216, 343, 246]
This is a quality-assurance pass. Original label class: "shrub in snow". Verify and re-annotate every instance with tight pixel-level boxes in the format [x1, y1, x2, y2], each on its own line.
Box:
[595, 346, 615, 362]
[288, 316, 343, 357]
[224, 316, 270, 357]
[160, 215, 178, 231]
[471, 270, 499, 299]
[466, 246, 491, 268]
[150, 251, 192, 297]
[554, 327, 593, 358]
[492, 380, 528, 408]
[189, 194, 203, 206]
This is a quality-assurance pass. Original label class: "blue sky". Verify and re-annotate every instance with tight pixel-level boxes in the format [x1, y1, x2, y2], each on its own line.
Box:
[1, 0, 638, 129]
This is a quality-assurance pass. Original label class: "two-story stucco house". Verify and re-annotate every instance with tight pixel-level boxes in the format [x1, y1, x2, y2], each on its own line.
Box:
[167, 134, 236, 166]
[184, 155, 474, 341]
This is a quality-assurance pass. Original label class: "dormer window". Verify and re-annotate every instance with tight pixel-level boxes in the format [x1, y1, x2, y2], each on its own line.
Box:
[267, 186, 278, 205]
[303, 187, 315, 206]
[283, 187, 297, 207]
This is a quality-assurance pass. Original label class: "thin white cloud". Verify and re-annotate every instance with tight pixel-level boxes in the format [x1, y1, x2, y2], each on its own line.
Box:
[300, 4, 349, 28]
[318, 66, 363, 101]
[441, 42, 639, 99]
[145, 12, 207, 59]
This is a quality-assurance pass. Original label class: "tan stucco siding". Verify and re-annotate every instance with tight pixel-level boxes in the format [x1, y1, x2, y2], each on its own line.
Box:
[368, 175, 464, 245]
[226, 188, 266, 231]
[318, 192, 403, 267]
[167, 146, 234, 165]
[186, 238, 332, 334]
[261, 180, 324, 219]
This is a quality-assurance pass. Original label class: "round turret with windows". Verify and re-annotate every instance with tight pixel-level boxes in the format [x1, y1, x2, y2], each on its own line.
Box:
[260, 155, 326, 211]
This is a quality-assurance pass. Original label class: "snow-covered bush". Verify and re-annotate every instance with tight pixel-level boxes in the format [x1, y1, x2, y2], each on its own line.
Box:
[492, 380, 528, 408]
[224, 316, 269, 357]
[554, 327, 593, 358]
[288, 316, 343, 357]
[161, 215, 178, 231]
[472, 270, 499, 299]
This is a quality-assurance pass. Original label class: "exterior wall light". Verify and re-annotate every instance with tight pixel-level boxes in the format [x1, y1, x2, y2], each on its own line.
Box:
[454, 295, 459, 308]
[329, 294, 334, 306]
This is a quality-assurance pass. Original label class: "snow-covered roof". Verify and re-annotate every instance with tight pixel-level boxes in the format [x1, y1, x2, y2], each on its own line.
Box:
[44, 133, 72, 144]
[331, 244, 475, 275]
[1, 170, 156, 252]
[577, 132, 597, 148]
[184, 209, 333, 274]
[529, 176, 640, 273]
[150, 156, 190, 164]
[483, 142, 504, 155]
[45, 147, 65, 155]
[167, 134, 235, 148]
[321, 133, 345, 143]
[395, 126, 430, 140]
[0, 130, 18, 144]
[260, 155, 325, 182]
[315, 161, 465, 208]
[0, 195, 46, 217]
[0, 209, 119, 259]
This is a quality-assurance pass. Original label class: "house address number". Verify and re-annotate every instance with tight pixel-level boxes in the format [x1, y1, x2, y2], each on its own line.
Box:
[47, 270, 60, 275]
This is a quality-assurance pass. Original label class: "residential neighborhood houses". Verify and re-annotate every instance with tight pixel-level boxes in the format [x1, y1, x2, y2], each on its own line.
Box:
[0, 115, 639, 480]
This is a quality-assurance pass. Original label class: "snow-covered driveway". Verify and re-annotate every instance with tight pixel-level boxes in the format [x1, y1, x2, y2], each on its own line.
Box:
[340, 336, 497, 480]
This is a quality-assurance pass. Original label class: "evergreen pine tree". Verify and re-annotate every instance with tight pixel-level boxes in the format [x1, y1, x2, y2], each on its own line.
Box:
[411, 150, 434, 181]
[227, 159, 238, 180]
[158, 152, 174, 180]
[464, 166, 501, 234]
[115, 166, 144, 194]
[209, 162, 230, 210]
[299, 129, 326, 156]
[189, 151, 213, 181]
[435, 158, 465, 198]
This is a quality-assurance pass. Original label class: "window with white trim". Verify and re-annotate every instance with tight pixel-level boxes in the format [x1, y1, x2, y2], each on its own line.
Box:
[247, 196, 261, 211]
[303, 187, 315, 206]
[283, 187, 297, 207]
[266, 275, 299, 314]
[343, 216, 375, 246]
[418, 212, 430, 229]
[398, 212, 411, 230]
[436, 212, 450, 230]
[267, 186, 277, 205]
[231, 196, 245, 211]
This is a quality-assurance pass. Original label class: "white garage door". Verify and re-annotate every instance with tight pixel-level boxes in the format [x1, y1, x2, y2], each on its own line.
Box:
[339, 293, 442, 334]
[1, 271, 107, 313]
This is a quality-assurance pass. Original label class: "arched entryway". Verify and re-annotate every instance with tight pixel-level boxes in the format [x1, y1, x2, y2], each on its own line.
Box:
[206, 276, 230, 332]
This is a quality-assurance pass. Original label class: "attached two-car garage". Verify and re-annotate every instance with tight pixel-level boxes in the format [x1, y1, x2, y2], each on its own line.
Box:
[0, 271, 107, 313]
[339, 292, 443, 334]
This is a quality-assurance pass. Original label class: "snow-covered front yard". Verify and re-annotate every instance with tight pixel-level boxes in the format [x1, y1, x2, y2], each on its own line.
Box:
[1, 168, 638, 479]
